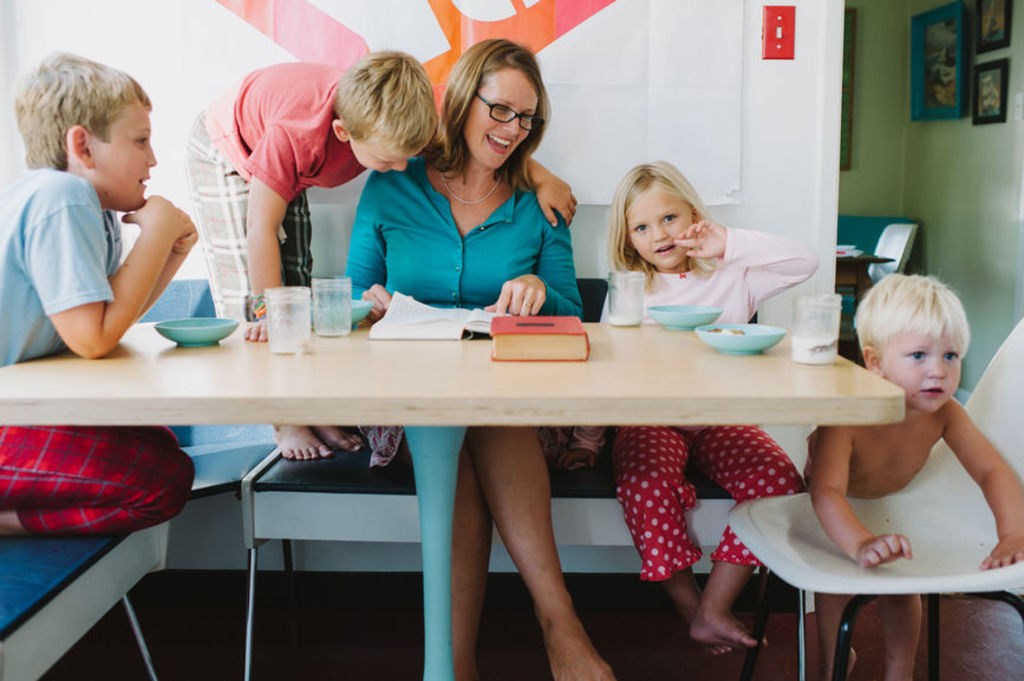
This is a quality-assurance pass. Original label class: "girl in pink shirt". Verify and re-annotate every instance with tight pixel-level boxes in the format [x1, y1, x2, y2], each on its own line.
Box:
[544, 161, 816, 654]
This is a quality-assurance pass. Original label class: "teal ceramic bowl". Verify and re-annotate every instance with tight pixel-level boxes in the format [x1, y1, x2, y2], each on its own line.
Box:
[648, 305, 723, 330]
[695, 323, 786, 355]
[351, 299, 374, 327]
[154, 318, 239, 347]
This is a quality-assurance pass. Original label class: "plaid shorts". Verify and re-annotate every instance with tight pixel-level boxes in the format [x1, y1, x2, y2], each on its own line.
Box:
[0, 426, 194, 534]
[184, 113, 313, 321]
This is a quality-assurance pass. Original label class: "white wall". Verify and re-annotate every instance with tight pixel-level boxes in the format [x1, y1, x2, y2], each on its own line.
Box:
[3, 0, 841, 571]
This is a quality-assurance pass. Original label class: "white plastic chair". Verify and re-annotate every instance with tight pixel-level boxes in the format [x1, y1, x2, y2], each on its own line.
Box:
[868, 222, 918, 284]
[730, 316, 1024, 681]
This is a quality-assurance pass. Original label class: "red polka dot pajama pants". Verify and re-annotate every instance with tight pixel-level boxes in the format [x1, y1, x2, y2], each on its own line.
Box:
[612, 425, 803, 582]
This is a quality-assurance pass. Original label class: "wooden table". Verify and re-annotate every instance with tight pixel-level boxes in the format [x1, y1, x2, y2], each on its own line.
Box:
[0, 323, 904, 681]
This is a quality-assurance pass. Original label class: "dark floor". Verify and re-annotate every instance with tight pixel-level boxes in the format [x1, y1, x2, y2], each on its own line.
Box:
[40, 571, 1024, 681]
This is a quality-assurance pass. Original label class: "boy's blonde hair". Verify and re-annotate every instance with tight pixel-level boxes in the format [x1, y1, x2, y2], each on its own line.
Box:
[335, 51, 436, 155]
[856, 274, 971, 356]
[429, 38, 549, 192]
[14, 52, 151, 171]
[608, 161, 717, 289]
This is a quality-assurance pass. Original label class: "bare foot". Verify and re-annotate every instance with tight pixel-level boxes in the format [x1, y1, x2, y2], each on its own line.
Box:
[541, 617, 617, 681]
[690, 607, 759, 655]
[312, 426, 363, 452]
[275, 425, 333, 460]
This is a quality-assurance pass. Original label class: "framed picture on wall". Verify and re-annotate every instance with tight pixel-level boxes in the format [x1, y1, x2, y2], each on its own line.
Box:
[911, 1, 968, 120]
[976, 0, 1012, 53]
[972, 58, 1010, 123]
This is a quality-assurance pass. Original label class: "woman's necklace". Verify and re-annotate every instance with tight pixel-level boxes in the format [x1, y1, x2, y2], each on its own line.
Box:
[441, 173, 501, 206]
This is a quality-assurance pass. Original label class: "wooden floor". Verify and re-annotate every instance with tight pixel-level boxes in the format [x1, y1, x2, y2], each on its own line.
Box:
[40, 571, 1024, 681]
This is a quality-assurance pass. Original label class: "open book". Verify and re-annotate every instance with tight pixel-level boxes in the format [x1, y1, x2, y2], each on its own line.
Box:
[369, 292, 495, 340]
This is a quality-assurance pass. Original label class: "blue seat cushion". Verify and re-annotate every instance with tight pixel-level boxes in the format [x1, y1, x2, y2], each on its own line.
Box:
[0, 535, 123, 639]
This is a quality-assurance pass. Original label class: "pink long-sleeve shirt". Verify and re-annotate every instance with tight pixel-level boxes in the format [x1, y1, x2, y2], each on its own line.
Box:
[603, 227, 819, 325]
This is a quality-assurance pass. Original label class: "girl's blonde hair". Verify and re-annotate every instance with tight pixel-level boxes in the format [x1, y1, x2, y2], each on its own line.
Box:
[608, 161, 718, 288]
[856, 274, 971, 356]
[427, 38, 548, 192]
[14, 52, 151, 171]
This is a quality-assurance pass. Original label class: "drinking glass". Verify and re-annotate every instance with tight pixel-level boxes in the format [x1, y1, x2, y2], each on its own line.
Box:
[265, 286, 311, 354]
[791, 293, 842, 365]
[607, 271, 646, 326]
[312, 276, 352, 337]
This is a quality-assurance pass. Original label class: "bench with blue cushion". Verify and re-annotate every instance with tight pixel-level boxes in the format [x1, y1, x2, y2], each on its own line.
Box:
[0, 529, 166, 681]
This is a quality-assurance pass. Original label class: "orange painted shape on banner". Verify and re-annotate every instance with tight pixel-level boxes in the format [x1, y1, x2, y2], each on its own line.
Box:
[555, 0, 618, 37]
[424, 0, 557, 86]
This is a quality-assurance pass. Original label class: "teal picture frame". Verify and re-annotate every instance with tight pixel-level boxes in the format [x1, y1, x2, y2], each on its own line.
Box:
[911, 1, 968, 120]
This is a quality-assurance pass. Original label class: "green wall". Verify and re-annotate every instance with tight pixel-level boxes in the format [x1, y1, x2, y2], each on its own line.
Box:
[839, 0, 910, 214]
[841, 0, 1023, 389]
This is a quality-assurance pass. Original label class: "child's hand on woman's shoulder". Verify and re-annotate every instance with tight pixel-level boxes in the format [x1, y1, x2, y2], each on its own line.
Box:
[674, 220, 728, 259]
[980, 534, 1024, 570]
[856, 533, 912, 567]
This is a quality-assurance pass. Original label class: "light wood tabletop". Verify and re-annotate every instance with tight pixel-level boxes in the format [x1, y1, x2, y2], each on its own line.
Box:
[0, 323, 904, 427]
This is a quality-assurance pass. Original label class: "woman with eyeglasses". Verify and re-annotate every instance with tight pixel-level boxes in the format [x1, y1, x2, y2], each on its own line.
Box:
[346, 38, 616, 681]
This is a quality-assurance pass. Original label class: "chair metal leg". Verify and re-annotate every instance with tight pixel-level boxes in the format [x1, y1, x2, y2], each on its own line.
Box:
[244, 546, 258, 681]
[927, 593, 940, 681]
[832, 594, 875, 681]
[797, 589, 807, 681]
[122, 595, 159, 681]
[739, 567, 772, 681]
[282, 538, 299, 644]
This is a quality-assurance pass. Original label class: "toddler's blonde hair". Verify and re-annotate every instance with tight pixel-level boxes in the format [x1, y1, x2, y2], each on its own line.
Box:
[608, 161, 717, 289]
[14, 52, 151, 171]
[856, 274, 970, 356]
[335, 51, 436, 155]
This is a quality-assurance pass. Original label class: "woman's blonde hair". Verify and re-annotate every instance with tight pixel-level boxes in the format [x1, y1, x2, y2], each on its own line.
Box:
[608, 161, 717, 289]
[856, 274, 970, 356]
[428, 38, 548, 192]
[14, 52, 151, 171]
[335, 50, 436, 155]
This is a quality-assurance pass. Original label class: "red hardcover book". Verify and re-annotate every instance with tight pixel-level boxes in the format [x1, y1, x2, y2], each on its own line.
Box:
[490, 316, 590, 361]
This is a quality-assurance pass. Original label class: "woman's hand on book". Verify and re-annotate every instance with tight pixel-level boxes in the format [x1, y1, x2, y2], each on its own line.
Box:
[363, 285, 392, 323]
[487, 275, 546, 316]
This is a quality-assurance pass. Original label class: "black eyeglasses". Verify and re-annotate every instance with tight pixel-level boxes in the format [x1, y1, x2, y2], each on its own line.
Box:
[475, 93, 544, 131]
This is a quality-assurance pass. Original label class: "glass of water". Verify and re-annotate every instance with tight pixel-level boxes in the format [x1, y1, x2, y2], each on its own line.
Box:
[265, 286, 311, 354]
[312, 276, 352, 337]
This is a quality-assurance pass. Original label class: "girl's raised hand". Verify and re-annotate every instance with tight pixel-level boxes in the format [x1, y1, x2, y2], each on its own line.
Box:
[674, 220, 728, 259]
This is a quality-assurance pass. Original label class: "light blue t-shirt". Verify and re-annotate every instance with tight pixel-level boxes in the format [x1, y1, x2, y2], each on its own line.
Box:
[0, 169, 121, 367]
[346, 157, 582, 316]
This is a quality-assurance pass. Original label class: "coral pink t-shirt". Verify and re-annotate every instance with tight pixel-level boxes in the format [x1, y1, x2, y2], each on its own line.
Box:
[205, 62, 364, 202]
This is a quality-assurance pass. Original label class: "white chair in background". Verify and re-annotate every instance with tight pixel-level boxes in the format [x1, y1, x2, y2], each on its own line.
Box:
[730, 315, 1024, 681]
[868, 222, 918, 284]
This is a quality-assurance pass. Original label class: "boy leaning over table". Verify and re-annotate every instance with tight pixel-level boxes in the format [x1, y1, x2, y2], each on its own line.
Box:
[0, 53, 195, 535]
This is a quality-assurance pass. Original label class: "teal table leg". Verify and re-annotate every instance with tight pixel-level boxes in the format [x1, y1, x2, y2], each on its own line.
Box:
[405, 426, 466, 681]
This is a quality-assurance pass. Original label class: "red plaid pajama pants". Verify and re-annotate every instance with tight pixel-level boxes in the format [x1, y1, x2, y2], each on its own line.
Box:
[0, 426, 193, 534]
[612, 425, 803, 581]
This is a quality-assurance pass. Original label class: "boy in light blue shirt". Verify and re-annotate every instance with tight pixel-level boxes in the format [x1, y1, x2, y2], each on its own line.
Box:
[0, 53, 196, 535]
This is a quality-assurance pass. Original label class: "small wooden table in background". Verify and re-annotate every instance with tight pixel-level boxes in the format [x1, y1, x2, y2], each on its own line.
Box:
[835, 254, 894, 362]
